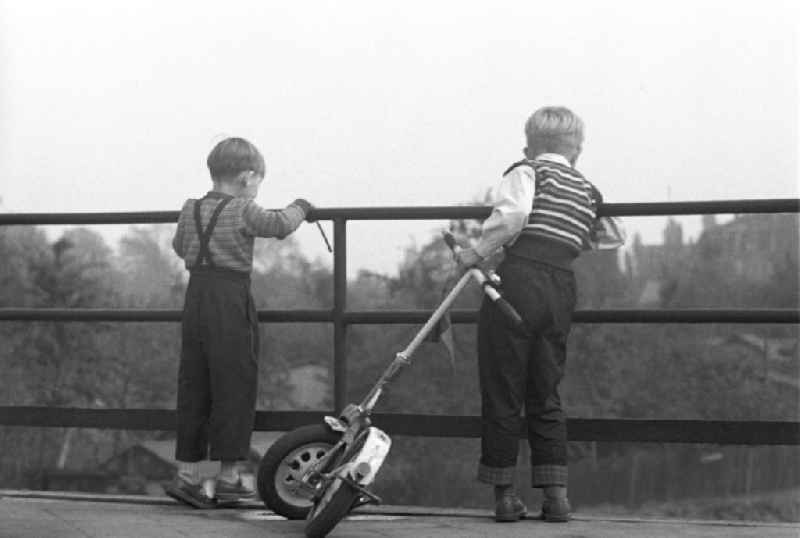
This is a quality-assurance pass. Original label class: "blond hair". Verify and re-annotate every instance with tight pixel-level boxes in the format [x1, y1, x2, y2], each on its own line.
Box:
[524, 106, 584, 158]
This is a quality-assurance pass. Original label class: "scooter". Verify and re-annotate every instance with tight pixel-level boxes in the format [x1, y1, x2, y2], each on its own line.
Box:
[256, 232, 527, 538]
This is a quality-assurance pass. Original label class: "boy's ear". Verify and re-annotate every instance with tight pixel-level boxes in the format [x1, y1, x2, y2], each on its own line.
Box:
[236, 171, 251, 186]
[570, 144, 582, 166]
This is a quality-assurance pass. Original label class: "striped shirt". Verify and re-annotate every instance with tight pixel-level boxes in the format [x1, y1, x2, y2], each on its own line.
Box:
[519, 159, 601, 252]
[474, 153, 601, 261]
[172, 191, 310, 273]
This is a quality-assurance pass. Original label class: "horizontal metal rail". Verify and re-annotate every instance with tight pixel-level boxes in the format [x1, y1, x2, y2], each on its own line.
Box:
[1, 407, 797, 445]
[347, 309, 800, 324]
[1, 199, 797, 443]
[0, 198, 798, 225]
[0, 308, 797, 324]
[0, 309, 337, 323]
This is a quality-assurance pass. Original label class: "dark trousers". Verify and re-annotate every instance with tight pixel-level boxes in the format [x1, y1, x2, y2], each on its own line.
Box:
[175, 269, 259, 462]
[477, 255, 576, 487]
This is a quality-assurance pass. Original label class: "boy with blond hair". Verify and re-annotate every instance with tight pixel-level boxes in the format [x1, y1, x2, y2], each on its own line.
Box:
[166, 137, 314, 508]
[458, 107, 623, 522]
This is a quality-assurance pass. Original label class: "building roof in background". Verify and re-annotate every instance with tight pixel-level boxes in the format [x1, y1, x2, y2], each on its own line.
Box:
[112, 434, 284, 478]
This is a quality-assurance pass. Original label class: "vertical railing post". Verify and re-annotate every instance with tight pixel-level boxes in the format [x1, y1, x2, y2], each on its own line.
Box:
[332, 217, 347, 412]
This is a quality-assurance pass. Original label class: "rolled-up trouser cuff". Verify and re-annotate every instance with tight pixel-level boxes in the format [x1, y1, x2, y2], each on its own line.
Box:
[532, 464, 567, 487]
[477, 464, 516, 485]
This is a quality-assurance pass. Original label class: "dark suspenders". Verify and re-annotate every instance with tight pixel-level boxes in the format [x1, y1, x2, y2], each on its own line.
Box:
[192, 195, 232, 268]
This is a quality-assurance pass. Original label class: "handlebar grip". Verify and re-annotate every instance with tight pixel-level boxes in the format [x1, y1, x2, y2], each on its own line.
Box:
[442, 231, 457, 251]
[494, 297, 528, 336]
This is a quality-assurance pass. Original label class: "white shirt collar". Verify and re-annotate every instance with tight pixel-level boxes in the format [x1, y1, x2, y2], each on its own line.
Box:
[533, 153, 571, 167]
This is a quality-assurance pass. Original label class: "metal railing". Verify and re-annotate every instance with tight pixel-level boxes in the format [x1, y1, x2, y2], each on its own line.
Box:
[1, 198, 799, 445]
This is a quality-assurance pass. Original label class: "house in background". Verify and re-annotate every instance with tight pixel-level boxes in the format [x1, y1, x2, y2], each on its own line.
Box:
[624, 213, 799, 308]
[101, 432, 284, 495]
[709, 333, 799, 391]
[99, 365, 328, 495]
[39, 364, 331, 494]
[39, 469, 113, 493]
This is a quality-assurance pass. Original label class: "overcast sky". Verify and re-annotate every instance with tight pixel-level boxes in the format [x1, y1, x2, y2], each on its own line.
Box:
[1, 0, 797, 275]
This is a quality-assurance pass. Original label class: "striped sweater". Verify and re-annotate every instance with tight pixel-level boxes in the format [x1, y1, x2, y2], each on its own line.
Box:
[172, 191, 310, 274]
[473, 153, 603, 267]
[508, 159, 602, 254]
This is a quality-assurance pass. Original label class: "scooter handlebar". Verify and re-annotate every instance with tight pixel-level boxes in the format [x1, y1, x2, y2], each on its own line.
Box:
[494, 296, 528, 336]
[443, 231, 528, 337]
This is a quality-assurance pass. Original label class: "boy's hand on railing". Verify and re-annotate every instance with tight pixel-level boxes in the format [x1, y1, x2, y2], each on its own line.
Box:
[291, 199, 316, 222]
[455, 247, 482, 268]
[305, 205, 317, 223]
[443, 231, 483, 268]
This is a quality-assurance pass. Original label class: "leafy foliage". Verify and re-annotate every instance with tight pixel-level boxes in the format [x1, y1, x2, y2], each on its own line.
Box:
[0, 213, 797, 519]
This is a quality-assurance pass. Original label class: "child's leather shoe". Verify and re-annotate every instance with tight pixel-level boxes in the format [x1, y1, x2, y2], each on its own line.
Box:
[163, 477, 216, 509]
[540, 497, 571, 522]
[494, 493, 527, 522]
[215, 477, 256, 503]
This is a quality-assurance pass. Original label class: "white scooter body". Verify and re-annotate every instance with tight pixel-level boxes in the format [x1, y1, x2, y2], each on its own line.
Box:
[342, 426, 391, 486]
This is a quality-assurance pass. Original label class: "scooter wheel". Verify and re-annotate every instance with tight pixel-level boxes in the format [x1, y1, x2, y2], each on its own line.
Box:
[305, 477, 359, 538]
[257, 423, 341, 519]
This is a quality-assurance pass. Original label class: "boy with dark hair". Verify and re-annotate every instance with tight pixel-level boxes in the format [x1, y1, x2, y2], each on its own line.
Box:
[165, 137, 314, 507]
[457, 107, 624, 523]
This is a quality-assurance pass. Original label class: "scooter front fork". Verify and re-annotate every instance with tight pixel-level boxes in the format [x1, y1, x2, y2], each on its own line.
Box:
[339, 474, 382, 508]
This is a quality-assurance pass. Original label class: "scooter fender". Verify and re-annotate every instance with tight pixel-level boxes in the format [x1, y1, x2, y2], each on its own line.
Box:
[345, 426, 391, 486]
[324, 415, 347, 432]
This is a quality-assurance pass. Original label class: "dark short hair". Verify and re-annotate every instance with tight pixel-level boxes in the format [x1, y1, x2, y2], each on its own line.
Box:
[207, 137, 266, 180]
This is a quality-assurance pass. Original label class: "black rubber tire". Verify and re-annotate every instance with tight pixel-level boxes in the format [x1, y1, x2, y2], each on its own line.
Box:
[257, 423, 341, 520]
[304, 478, 359, 538]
